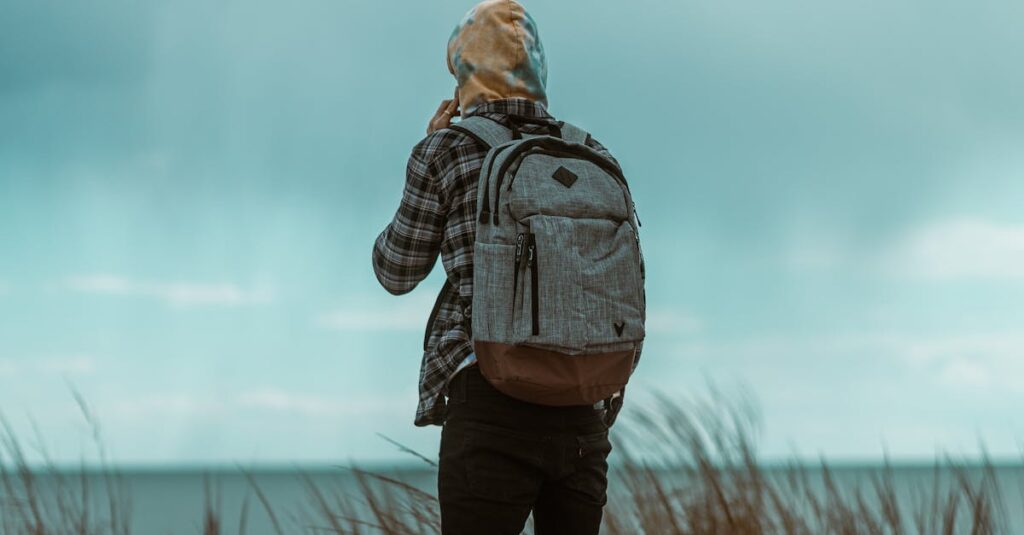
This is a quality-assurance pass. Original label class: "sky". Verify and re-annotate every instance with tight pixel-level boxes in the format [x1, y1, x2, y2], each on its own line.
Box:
[1, 0, 1023, 466]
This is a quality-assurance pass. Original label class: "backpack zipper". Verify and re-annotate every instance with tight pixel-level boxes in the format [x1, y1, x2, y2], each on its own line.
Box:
[477, 144, 517, 225]
[512, 233, 525, 317]
[497, 147, 631, 223]
[527, 233, 539, 336]
[492, 138, 629, 224]
[507, 148, 629, 192]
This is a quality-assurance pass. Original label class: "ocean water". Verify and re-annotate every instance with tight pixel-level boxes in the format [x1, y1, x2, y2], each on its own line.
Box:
[5, 465, 1023, 534]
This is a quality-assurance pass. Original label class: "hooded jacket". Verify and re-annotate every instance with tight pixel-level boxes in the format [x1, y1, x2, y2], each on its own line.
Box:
[374, 2, 639, 427]
[447, 0, 548, 115]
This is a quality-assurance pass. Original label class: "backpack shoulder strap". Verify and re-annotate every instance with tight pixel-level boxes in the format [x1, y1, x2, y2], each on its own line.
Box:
[448, 116, 513, 149]
[557, 120, 589, 145]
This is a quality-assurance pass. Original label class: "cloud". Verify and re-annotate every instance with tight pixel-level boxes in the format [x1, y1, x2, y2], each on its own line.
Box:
[0, 359, 17, 377]
[784, 232, 852, 272]
[108, 389, 408, 421]
[673, 331, 1024, 394]
[892, 333, 1024, 366]
[0, 355, 97, 377]
[890, 333, 1024, 392]
[785, 218, 1024, 282]
[64, 274, 273, 307]
[937, 358, 993, 389]
[315, 292, 437, 331]
[110, 394, 229, 420]
[235, 389, 407, 416]
[37, 355, 96, 375]
[884, 218, 1024, 281]
[645, 307, 704, 335]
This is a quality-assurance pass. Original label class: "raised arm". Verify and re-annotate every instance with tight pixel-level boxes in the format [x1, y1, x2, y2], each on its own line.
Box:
[372, 144, 446, 295]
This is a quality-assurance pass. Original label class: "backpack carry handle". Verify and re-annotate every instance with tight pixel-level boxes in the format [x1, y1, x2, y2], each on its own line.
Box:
[455, 115, 588, 145]
[505, 115, 589, 145]
[507, 114, 562, 140]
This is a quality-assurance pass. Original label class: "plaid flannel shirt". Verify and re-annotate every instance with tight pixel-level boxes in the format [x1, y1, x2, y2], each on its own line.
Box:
[372, 98, 641, 427]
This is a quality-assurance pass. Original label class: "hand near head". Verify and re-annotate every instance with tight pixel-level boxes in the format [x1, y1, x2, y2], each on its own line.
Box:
[428, 89, 461, 135]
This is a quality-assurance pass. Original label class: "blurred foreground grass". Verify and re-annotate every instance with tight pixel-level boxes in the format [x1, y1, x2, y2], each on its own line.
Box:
[1, 388, 1017, 534]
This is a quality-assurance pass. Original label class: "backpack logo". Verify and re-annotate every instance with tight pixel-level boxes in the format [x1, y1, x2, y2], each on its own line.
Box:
[552, 166, 578, 188]
[613, 321, 625, 337]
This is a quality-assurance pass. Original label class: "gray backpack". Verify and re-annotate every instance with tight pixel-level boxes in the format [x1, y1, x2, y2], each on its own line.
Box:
[450, 114, 645, 406]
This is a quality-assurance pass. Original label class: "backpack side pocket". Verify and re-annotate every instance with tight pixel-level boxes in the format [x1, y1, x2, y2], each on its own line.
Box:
[471, 242, 517, 343]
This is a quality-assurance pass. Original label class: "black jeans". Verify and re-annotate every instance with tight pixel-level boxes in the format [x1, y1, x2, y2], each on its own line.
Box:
[438, 365, 612, 535]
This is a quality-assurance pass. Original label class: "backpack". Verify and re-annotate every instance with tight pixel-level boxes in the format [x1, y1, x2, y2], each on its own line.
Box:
[449, 113, 646, 406]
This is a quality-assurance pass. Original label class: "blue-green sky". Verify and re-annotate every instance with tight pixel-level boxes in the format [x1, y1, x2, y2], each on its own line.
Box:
[2, 0, 1023, 465]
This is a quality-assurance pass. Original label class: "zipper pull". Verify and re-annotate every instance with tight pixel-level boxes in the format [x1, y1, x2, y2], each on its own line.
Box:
[527, 242, 535, 268]
[515, 233, 525, 265]
[632, 200, 642, 227]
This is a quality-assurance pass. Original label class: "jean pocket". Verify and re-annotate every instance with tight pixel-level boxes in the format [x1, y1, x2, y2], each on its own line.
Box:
[462, 421, 544, 504]
[566, 430, 612, 505]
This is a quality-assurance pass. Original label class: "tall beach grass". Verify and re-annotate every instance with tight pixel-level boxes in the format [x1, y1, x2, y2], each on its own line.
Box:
[1, 387, 1018, 534]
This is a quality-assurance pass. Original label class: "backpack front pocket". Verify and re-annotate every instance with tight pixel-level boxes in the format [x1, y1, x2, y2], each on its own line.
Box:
[578, 220, 646, 347]
[519, 215, 587, 351]
[471, 242, 517, 343]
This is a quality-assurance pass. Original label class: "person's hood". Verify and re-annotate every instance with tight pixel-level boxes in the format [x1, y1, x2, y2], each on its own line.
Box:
[447, 0, 548, 116]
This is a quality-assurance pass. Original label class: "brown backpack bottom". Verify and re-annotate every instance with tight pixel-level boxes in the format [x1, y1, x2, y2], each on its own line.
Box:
[473, 341, 635, 406]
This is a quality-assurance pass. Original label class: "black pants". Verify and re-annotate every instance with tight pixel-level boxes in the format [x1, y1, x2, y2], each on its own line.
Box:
[438, 365, 612, 535]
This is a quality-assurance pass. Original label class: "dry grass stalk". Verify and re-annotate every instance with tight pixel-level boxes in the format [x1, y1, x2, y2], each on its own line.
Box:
[1, 387, 1018, 534]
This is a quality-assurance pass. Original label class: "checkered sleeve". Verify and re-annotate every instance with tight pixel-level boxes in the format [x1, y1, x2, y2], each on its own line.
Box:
[372, 141, 446, 295]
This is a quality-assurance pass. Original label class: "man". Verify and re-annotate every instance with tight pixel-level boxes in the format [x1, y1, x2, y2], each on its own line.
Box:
[372, 1, 639, 533]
